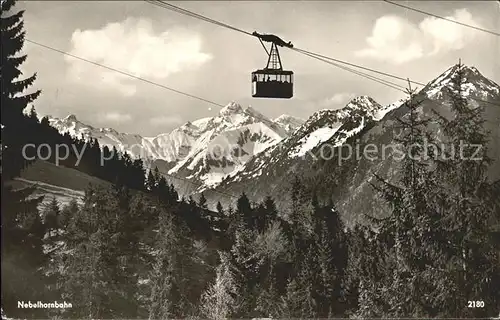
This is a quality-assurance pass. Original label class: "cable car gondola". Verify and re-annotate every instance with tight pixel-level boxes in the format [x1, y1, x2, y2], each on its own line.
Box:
[251, 31, 294, 99]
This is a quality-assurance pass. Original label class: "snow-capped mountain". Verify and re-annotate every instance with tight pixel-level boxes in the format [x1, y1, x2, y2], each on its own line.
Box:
[47, 64, 500, 225]
[164, 103, 289, 190]
[207, 95, 386, 188]
[201, 65, 500, 224]
[49, 114, 195, 162]
[48, 102, 297, 191]
[423, 64, 500, 100]
[273, 114, 305, 134]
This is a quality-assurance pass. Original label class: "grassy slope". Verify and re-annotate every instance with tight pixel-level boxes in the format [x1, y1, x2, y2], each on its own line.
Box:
[17, 160, 111, 191]
[6, 160, 112, 207]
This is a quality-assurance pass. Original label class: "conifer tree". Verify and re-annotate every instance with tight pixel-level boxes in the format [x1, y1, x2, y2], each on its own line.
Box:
[1, 184, 46, 318]
[198, 192, 208, 209]
[371, 83, 447, 317]
[263, 196, 278, 225]
[310, 205, 347, 316]
[43, 196, 60, 237]
[59, 198, 79, 229]
[280, 267, 316, 318]
[61, 186, 105, 318]
[149, 207, 199, 318]
[216, 201, 224, 215]
[200, 251, 239, 319]
[1, 3, 47, 315]
[1, 0, 41, 179]
[62, 186, 142, 318]
[169, 183, 178, 201]
[431, 62, 500, 317]
[112, 185, 141, 317]
[145, 169, 157, 191]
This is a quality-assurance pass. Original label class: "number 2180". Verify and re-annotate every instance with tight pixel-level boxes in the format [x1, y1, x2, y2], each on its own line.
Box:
[468, 300, 485, 308]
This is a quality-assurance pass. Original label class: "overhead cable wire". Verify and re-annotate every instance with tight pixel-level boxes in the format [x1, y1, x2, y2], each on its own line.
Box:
[146, 0, 500, 107]
[145, 0, 254, 36]
[383, 0, 500, 37]
[291, 47, 425, 86]
[25, 38, 226, 108]
[26, 38, 287, 135]
[297, 49, 407, 92]
[145, 0, 424, 88]
[25, 38, 286, 124]
[21, 3, 500, 202]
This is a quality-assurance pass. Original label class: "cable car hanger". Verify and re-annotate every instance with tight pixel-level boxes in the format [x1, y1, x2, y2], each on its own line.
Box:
[252, 31, 294, 50]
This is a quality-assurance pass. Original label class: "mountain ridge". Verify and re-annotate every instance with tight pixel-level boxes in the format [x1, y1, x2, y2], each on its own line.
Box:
[197, 64, 500, 221]
[44, 63, 500, 219]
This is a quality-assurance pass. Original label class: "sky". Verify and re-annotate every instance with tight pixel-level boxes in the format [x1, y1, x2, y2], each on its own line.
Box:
[14, 0, 500, 136]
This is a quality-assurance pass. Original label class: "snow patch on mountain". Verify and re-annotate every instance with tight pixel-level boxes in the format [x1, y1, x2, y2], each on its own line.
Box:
[286, 95, 384, 159]
[47, 101, 305, 194]
[334, 116, 366, 145]
[290, 124, 342, 158]
[374, 98, 406, 121]
[209, 95, 390, 192]
[273, 114, 305, 134]
[176, 122, 284, 190]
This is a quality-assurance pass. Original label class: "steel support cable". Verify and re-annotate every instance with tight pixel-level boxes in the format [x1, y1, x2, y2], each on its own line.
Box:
[24, 39, 226, 108]
[147, 1, 500, 107]
[145, 0, 423, 88]
[145, 0, 254, 36]
[383, 0, 500, 37]
[291, 47, 425, 86]
[296, 49, 407, 92]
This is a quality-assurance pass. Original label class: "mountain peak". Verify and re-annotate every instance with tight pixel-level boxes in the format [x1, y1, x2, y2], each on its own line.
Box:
[429, 64, 480, 85]
[424, 64, 500, 99]
[65, 114, 78, 122]
[219, 102, 244, 116]
[345, 95, 381, 110]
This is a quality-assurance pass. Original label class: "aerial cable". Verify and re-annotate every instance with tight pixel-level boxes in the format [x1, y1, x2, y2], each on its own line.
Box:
[297, 49, 407, 92]
[145, 0, 254, 36]
[27, 38, 284, 125]
[24, 8, 500, 202]
[25, 38, 226, 108]
[291, 47, 425, 87]
[146, 0, 425, 88]
[146, 0, 500, 107]
[383, 0, 500, 37]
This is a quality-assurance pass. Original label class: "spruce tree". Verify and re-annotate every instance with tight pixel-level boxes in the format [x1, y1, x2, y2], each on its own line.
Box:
[431, 62, 500, 317]
[43, 196, 60, 237]
[145, 169, 157, 191]
[263, 196, 278, 226]
[112, 185, 141, 317]
[1, 0, 41, 179]
[371, 83, 447, 317]
[199, 251, 239, 319]
[198, 192, 208, 209]
[149, 206, 199, 318]
[310, 205, 348, 316]
[1, 5, 47, 312]
[216, 201, 224, 215]
[59, 198, 79, 229]
[1, 184, 46, 318]
[62, 186, 143, 318]
[279, 266, 316, 318]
